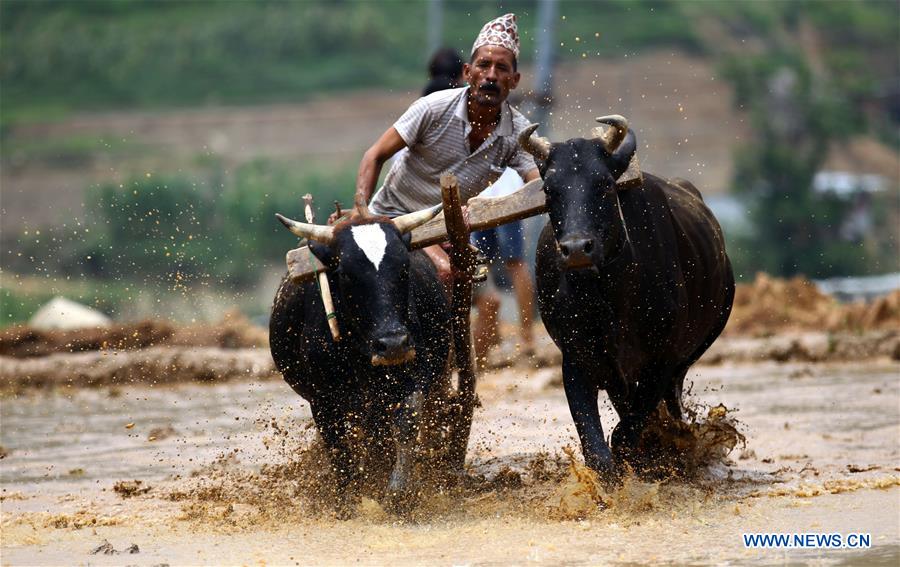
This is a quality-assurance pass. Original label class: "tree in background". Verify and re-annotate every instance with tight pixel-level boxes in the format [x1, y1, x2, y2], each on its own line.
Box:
[3, 0, 897, 323]
[719, 2, 898, 278]
[726, 54, 846, 276]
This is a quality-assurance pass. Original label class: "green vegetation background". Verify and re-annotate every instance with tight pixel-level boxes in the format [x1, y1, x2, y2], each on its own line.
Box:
[2, 0, 898, 324]
[1, 0, 705, 124]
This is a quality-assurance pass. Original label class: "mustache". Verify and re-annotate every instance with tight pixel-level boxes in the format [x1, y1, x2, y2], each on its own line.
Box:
[478, 82, 500, 94]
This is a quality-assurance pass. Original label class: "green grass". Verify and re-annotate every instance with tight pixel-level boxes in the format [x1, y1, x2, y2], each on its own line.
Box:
[0, 276, 136, 326]
[0, 287, 57, 326]
[3, 0, 894, 127]
[0, 275, 271, 328]
[1, 157, 358, 297]
[1, 134, 153, 168]
[0, 0, 703, 126]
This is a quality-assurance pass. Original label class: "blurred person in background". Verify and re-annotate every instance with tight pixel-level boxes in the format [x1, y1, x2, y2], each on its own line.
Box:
[423, 47, 464, 95]
[470, 174, 535, 360]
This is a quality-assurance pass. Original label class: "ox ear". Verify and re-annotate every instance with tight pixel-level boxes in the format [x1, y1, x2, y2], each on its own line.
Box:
[309, 240, 338, 270]
[607, 130, 637, 182]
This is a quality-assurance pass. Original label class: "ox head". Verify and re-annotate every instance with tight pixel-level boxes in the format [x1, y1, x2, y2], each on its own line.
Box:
[519, 115, 637, 271]
[276, 205, 442, 366]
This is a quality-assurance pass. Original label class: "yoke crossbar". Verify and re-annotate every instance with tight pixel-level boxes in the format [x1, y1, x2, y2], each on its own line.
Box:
[284, 153, 641, 282]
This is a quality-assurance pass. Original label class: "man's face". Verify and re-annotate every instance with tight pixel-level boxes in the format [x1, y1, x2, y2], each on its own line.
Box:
[464, 46, 520, 108]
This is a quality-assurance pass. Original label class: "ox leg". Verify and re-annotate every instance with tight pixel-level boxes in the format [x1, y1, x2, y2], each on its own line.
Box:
[612, 414, 647, 471]
[361, 403, 394, 490]
[562, 356, 617, 481]
[664, 367, 688, 421]
[611, 363, 672, 472]
[385, 389, 425, 513]
[310, 399, 361, 518]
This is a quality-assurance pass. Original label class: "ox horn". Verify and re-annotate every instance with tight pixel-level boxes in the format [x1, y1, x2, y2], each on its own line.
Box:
[392, 203, 443, 234]
[518, 123, 551, 161]
[275, 213, 335, 244]
[592, 115, 629, 152]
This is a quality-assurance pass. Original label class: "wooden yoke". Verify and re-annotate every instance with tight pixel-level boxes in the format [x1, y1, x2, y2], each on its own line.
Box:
[285, 155, 641, 283]
[302, 194, 340, 342]
[440, 173, 479, 471]
[288, 177, 546, 282]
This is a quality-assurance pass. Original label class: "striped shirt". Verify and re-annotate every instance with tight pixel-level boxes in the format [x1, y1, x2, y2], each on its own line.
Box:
[369, 87, 537, 217]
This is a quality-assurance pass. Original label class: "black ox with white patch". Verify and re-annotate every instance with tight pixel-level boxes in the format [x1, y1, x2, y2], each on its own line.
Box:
[269, 207, 450, 514]
[520, 116, 735, 481]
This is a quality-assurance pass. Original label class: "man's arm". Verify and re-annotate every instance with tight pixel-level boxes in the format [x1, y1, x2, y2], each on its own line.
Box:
[523, 168, 541, 183]
[354, 126, 407, 211]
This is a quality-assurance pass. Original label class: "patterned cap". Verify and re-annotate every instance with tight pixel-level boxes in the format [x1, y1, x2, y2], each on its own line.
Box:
[471, 13, 519, 58]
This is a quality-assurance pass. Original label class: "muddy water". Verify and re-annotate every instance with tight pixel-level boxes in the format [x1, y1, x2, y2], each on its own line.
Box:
[2, 361, 898, 565]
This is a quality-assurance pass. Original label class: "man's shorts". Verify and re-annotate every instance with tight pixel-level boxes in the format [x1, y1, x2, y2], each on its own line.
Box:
[471, 221, 526, 293]
[470, 220, 525, 263]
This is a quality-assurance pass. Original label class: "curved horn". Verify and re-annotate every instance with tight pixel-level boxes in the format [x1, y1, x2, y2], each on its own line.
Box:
[592, 114, 629, 152]
[275, 213, 335, 244]
[517, 123, 551, 161]
[392, 203, 443, 234]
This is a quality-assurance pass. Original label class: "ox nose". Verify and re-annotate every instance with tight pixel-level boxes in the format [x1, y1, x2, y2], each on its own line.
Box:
[559, 237, 595, 269]
[374, 332, 410, 357]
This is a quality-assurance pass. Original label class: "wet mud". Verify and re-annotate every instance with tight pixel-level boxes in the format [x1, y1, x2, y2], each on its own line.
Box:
[3, 275, 897, 361]
[0, 310, 267, 358]
[2, 328, 897, 393]
[2, 360, 897, 565]
[725, 274, 900, 336]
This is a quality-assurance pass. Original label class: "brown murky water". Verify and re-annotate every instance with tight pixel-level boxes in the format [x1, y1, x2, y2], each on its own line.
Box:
[2, 360, 898, 565]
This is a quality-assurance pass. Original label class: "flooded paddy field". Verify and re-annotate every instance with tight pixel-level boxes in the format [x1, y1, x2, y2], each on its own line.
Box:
[2, 358, 898, 565]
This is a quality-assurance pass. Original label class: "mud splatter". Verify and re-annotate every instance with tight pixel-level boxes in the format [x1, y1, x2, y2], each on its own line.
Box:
[748, 475, 900, 499]
[113, 480, 152, 498]
[163, 406, 746, 531]
[46, 512, 121, 530]
[636, 401, 746, 478]
[2, 361, 897, 565]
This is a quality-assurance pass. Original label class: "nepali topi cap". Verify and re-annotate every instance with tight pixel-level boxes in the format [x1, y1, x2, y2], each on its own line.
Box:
[471, 13, 520, 58]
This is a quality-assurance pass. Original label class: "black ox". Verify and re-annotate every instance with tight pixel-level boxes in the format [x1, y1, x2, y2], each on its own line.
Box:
[269, 206, 450, 512]
[519, 116, 735, 479]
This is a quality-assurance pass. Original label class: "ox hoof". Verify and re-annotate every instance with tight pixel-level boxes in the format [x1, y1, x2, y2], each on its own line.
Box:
[332, 496, 359, 520]
[383, 486, 419, 517]
[585, 456, 621, 488]
[442, 468, 482, 489]
[611, 421, 646, 463]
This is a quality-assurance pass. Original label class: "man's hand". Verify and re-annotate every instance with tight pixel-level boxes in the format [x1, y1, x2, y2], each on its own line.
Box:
[328, 208, 351, 225]
[423, 244, 452, 295]
[329, 205, 372, 225]
[461, 204, 471, 231]
[524, 168, 541, 183]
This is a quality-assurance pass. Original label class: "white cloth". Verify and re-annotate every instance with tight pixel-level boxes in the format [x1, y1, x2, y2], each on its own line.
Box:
[478, 166, 524, 198]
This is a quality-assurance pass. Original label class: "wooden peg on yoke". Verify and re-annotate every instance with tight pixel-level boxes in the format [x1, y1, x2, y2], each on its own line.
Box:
[303, 194, 340, 342]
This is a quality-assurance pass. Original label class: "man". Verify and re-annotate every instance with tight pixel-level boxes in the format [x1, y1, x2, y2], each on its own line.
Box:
[416, 44, 537, 359]
[339, 13, 541, 288]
